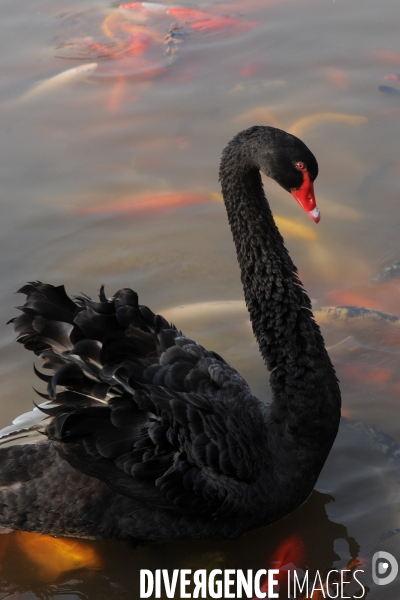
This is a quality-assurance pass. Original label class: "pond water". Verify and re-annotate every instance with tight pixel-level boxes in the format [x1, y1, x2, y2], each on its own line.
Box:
[1, 0, 400, 597]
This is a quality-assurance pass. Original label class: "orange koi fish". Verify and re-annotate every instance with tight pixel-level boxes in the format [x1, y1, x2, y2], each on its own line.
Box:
[13, 531, 103, 581]
[252, 535, 305, 599]
[121, 30, 153, 56]
[239, 61, 263, 78]
[119, 2, 167, 17]
[76, 192, 210, 215]
[326, 281, 400, 316]
[374, 50, 400, 65]
[119, 3, 258, 34]
[253, 535, 304, 600]
[325, 290, 382, 310]
[119, 3, 214, 23]
[325, 67, 349, 89]
[191, 16, 258, 33]
[103, 11, 162, 43]
[383, 73, 400, 82]
[107, 73, 128, 113]
[341, 365, 393, 386]
[168, 7, 215, 22]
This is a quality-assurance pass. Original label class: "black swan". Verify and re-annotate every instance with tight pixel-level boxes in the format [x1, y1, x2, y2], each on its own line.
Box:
[0, 126, 341, 543]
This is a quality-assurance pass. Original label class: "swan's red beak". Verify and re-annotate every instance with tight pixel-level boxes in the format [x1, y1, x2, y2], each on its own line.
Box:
[291, 170, 320, 223]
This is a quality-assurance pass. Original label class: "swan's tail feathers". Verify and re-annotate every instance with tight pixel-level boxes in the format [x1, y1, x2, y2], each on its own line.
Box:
[10, 282, 78, 356]
[10, 281, 183, 415]
[11, 281, 176, 360]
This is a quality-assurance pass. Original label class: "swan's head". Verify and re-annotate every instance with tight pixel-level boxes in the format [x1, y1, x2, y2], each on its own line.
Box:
[255, 127, 320, 223]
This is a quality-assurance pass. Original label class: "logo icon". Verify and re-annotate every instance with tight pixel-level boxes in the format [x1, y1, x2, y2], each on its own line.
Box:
[372, 551, 398, 585]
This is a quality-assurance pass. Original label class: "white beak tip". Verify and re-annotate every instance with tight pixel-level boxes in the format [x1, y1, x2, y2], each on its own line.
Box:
[310, 207, 321, 223]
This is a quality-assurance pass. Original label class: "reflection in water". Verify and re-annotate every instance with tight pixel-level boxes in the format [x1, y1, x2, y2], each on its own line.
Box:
[2, 417, 400, 597]
[0, 491, 359, 598]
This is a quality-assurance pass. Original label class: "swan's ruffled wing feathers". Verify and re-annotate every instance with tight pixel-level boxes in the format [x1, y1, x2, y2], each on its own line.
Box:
[11, 282, 266, 516]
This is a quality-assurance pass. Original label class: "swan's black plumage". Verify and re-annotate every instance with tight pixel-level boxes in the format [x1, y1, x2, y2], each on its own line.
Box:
[0, 126, 341, 543]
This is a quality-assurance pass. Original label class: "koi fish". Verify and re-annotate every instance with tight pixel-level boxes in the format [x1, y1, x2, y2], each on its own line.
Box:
[119, 3, 214, 23]
[239, 62, 261, 78]
[56, 34, 155, 62]
[119, 2, 167, 22]
[121, 30, 153, 56]
[102, 10, 129, 38]
[341, 364, 393, 386]
[327, 336, 360, 356]
[383, 73, 400, 81]
[315, 306, 400, 328]
[340, 407, 354, 418]
[13, 63, 98, 104]
[289, 112, 367, 137]
[160, 301, 255, 369]
[233, 106, 281, 129]
[326, 291, 381, 310]
[370, 260, 400, 283]
[100, 12, 172, 70]
[315, 196, 361, 221]
[168, 7, 216, 23]
[190, 16, 254, 33]
[107, 73, 128, 113]
[379, 85, 400, 96]
[162, 301, 248, 325]
[327, 283, 400, 316]
[102, 11, 162, 42]
[325, 67, 349, 89]
[13, 531, 103, 580]
[374, 50, 400, 65]
[252, 535, 305, 599]
[119, 3, 258, 34]
[168, 9, 258, 34]
[315, 305, 400, 347]
[75, 192, 210, 215]
[274, 216, 318, 241]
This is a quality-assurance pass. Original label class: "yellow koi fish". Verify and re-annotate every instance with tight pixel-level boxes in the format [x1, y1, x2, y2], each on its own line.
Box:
[289, 112, 367, 137]
[274, 215, 318, 241]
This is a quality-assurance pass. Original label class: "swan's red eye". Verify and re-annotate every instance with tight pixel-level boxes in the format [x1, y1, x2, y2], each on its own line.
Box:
[295, 162, 305, 171]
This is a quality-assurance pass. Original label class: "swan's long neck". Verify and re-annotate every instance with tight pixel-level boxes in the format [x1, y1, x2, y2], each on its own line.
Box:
[220, 135, 341, 437]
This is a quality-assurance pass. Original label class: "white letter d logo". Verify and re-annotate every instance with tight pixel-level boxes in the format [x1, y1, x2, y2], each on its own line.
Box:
[372, 551, 398, 586]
